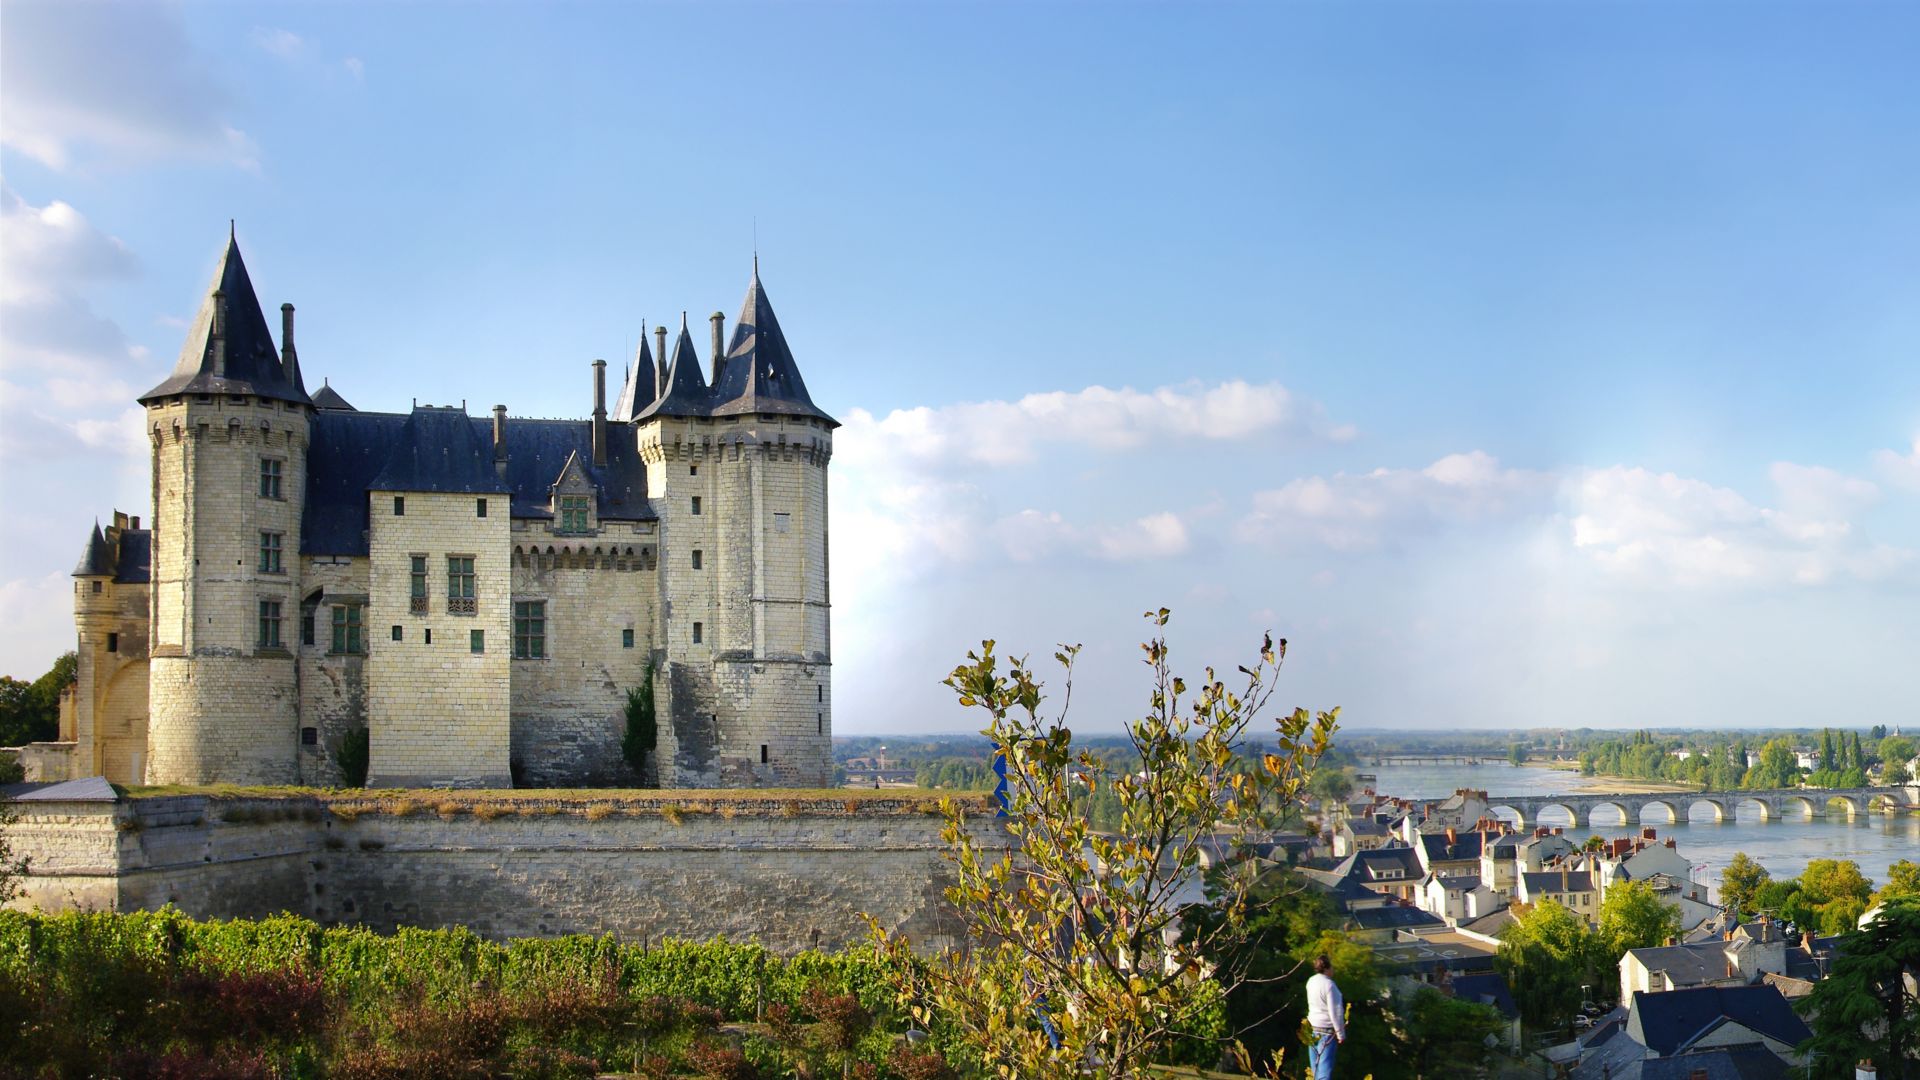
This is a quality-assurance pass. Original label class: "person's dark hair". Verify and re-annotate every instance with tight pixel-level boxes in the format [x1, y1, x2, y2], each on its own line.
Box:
[1314, 954, 1332, 974]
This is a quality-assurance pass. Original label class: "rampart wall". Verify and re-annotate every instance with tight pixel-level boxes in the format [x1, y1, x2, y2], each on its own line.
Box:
[2, 795, 998, 952]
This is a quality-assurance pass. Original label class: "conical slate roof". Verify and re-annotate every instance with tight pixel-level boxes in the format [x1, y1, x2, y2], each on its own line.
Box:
[632, 317, 712, 422]
[611, 329, 652, 422]
[139, 232, 310, 406]
[73, 522, 114, 577]
[710, 262, 835, 426]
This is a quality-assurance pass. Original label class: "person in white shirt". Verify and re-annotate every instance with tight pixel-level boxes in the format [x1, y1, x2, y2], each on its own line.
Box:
[1305, 954, 1345, 1079]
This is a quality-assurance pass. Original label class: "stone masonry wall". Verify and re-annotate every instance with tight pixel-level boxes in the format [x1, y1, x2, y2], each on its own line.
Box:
[3, 796, 1004, 952]
[297, 557, 371, 786]
[367, 489, 511, 787]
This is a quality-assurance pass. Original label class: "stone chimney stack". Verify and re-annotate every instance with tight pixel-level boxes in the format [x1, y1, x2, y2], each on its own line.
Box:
[211, 289, 228, 377]
[709, 311, 725, 386]
[654, 325, 668, 388]
[591, 360, 608, 467]
[279, 303, 301, 387]
[492, 405, 508, 475]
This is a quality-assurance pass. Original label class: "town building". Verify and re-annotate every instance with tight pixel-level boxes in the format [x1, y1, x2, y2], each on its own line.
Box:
[36, 233, 836, 789]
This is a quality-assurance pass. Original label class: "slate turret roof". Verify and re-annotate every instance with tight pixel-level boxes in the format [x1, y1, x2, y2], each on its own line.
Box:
[311, 381, 355, 410]
[629, 264, 837, 427]
[632, 317, 712, 422]
[139, 232, 311, 406]
[610, 329, 652, 423]
[74, 522, 114, 577]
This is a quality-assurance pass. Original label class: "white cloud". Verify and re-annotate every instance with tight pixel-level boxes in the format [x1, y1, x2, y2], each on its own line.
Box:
[1236, 451, 1552, 550]
[1873, 435, 1920, 493]
[1566, 465, 1910, 588]
[989, 509, 1191, 563]
[0, 188, 153, 387]
[0, 3, 253, 170]
[0, 572, 79, 680]
[838, 378, 1346, 471]
[250, 27, 306, 60]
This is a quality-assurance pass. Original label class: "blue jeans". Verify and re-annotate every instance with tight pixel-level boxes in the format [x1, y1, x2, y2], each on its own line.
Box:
[1309, 1029, 1337, 1079]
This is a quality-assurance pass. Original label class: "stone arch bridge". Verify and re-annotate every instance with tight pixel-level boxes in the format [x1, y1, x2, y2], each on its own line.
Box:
[1489, 786, 1918, 829]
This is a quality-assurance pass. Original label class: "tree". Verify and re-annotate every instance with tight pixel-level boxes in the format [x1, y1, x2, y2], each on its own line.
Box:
[1720, 853, 1771, 922]
[1743, 739, 1799, 789]
[1851, 732, 1866, 773]
[1797, 899, 1920, 1079]
[1871, 861, 1920, 906]
[1879, 736, 1915, 784]
[0, 653, 76, 747]
[1820, 729, 1836, 773]
[1395, 985, 1505, 1077]
[868, 610, 1340, 1077]
[1496, 900, 1603, 1029]
[1508, 742, 1528, 766]
[1598, 879, 1683, 961]
[621, 664, 657, 782]
[1799, 859, 1875, 935]
[1307, 765, 1355, 803]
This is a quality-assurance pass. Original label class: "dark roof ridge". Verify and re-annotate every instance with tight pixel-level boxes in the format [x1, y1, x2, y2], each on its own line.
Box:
[139, 232, 311, 406]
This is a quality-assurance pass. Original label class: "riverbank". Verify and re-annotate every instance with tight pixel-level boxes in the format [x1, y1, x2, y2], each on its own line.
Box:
[1537, 760, 1700, 794]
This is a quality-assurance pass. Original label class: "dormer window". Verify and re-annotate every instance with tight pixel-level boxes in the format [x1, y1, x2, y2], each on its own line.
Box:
[558, 496, 591, 534]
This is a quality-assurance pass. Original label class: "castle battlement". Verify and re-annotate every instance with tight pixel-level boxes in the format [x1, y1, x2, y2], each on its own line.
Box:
[46, 231, 835, 791]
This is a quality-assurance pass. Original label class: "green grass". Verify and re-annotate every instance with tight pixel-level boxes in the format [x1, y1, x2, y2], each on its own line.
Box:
[119, 783, 977, 808]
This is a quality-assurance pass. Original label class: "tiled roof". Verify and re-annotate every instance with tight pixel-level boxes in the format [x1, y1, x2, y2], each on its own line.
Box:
[1636, 1046, 1790, 1080]
[368, 407, 512, 495]
[115, 530, 151, 584]
[1624, 941, 1734, 989]
[311, 381, 355, 411]
[1448, 972, 1519, 1020]
[1523, 870, 1595, 893]
[73, 522, 113, 576]
[139, 234, 310, 407]
[1348, 906, 1446, 932]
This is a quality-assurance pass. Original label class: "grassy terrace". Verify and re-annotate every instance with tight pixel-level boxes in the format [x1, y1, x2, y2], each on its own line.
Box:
[112, 784, 984, 817]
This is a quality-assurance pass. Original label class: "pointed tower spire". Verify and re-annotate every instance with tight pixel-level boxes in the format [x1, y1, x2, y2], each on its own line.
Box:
[708, 260, 836, 426]
[139, 229, 312, 406]
[613, 326, 651, 423]
[73, 521, 115, 578]
[632, 313, 713, 422]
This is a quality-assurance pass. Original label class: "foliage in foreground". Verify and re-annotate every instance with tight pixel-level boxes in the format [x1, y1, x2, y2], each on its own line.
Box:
[869, 610, 1339, 1077]
[0, 907, 997, 1079]
[1797, 898, 1920, 1080]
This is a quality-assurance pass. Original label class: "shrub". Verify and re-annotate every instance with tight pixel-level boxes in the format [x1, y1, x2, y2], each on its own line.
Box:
[337, 728, 370, 788]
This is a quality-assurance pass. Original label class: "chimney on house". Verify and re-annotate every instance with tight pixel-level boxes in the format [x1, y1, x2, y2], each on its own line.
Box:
[709, 311, 725, 385]
[591, 359, 608, 467]
[654, 324, 669, 385]
[1642, 827, 1656, 841]
[280, 303, 301, 387]
[211, 289, 228, 377]
[492, 405, 508, 474]
[1446, 827, 1457, 845]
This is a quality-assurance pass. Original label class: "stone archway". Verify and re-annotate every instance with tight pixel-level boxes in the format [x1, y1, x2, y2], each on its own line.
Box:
[1684, 798, 1727, 823]
[1825, 795, 1862, 819]
[1639, 799, 1683, 825]
[1866, 793, 1900, 815]
[1491, 804, 1528, 829]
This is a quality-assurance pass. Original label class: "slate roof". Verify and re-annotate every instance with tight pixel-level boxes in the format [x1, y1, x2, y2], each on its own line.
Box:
[1420, 831, 1486, 862]
[1624, 941, 1735, 989]
[1461, 908, 1518, 937]
[1435, 874, 1482, 891]
[1625, 985, 1810, 1058]
[302, 408, 656, 555]
[1523, 870, 1595, 893]
[74, 523, 113, 576]
[1346, 817, 1389, 836]
[115, 531, 151, 584]
[1636, 1047, 1790, 1080]
[1348, 906, 1446, 932]
[367, 407, 512, 494]
[139, 234, 310, 406]
[311, 381, 355, 411]
[1351, 846, 1425, 882]
[611, 331, 653, 423]
[0, 776, 120, 802]
[1448, 972, 1519, 1020]
[631, 267, 837, 427]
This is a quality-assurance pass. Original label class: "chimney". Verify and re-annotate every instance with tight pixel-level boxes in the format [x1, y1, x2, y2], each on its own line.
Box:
[280, 303, 301, 387]
[131, 516, 140, 530]
[709, 311, 725, 385]
[654, 325, 669, 384]
[211, 289, 228, 377]
[1446, 827, 1456, 845]
[591, 360, 608, 467]
[492, 405, 508, 474]
[1642, 827, 1656, 841]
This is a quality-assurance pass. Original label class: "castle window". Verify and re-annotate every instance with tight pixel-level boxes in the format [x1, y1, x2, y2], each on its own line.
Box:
[622, 628, 634, 649]
[690, 464, 698, 476]
[301, 727, 318, 746]
[107, 633, 119, 653]
[760, 744, 769, 764]
[558, 496, 591, 534]
[775, 512, 790, 534]
[817, 713, 823, 735]
[447, 556, 476, 614]
[330, 604, 364, 655]
[691, 496, 702, 515]
[692, 622, 703, 644]
[425, 629, 432, 645]
[391, 625, 403, 642]
[301, 610, 315, 646]
[513, 601, 546, 659]
[470, 629, 485, 654]
[394, 496, 405, 516]
[818, 685, 823, 703]
[691, 549, 703, 570]
[476, 498, 488, 518]
[258, 600, 283, 648]
[259, 531, 284, 574]
[409, 555, 428, 614]
[91, 580, 101, 594]
[259, 457, 283, 499]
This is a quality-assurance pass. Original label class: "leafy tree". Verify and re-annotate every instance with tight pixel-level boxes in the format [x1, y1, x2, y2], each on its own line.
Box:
[1797, 899, 1920, 1079]
[1508, 742, 1527, 766]
[1872, 861, 1920, 907]
[1496, 900, 1603, 1029]
[1820, 729, 1836, 773]
[1879, 735, 1915, 781]
[1850, 732, 1866, 773]
[1743, 739, 1800, 789]
[868, 610, 1339, 1077]
[335, 728, 370, 788]
[1720, 852, 1771, 922]
[0, 653, 76, 746]
[1396, 986, 1506, 1077]
[1307, 765, 1355, 803]
[1598, 879, 1682, 961]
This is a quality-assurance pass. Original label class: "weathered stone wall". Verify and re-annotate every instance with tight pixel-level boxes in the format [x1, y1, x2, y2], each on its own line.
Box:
[508, 520, 658, 787]
[3, 796, 1001, 952]
[367, 488, 511, 788]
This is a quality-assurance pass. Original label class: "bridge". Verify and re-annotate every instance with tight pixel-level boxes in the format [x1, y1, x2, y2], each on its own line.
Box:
[1368, 754, 1490, 767]
[1485, 786, 1919, 828]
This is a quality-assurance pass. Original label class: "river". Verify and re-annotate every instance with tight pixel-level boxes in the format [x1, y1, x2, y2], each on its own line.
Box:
[1363, 761, 1919, 889]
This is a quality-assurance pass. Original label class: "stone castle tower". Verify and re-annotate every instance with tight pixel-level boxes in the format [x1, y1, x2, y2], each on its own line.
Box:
[40, 231, 835, 790]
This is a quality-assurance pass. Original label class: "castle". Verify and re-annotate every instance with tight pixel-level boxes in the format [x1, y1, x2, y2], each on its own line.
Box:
[43, 231, 835, 790]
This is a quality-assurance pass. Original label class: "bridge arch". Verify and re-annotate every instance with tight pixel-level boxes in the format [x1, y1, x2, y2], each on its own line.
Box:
[1866, 793, 1900, 814]
[1826, 795, 1862, 819]
[1490, 804, 1529, 829]
[1683, 798, 1728, 823]
[1531, 802, 1582, 829]
[1636, 799, 1683, 824]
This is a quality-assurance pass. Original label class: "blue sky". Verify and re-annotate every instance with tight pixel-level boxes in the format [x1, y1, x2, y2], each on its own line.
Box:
[3, 2, 1916, 734]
